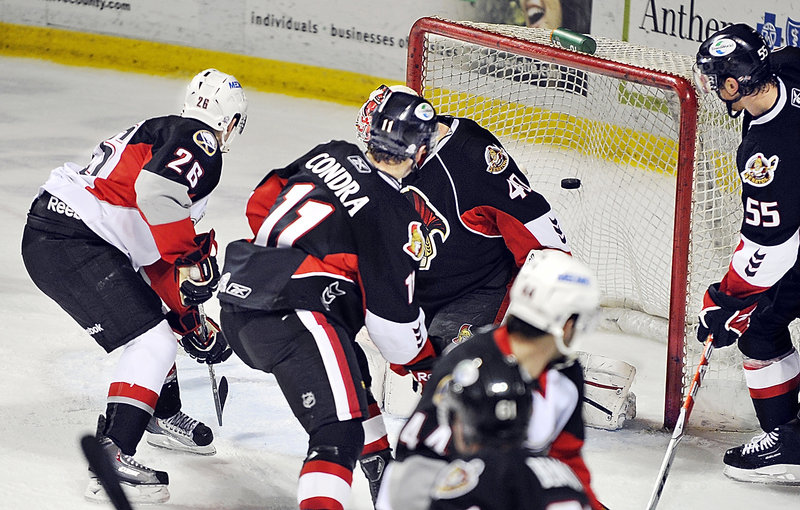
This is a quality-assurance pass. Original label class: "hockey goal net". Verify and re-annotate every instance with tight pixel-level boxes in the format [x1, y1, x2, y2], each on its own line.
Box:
[406, 16, 779, 431]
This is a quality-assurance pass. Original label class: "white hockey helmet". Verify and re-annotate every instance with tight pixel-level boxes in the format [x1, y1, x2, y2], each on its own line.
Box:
[356, 84, 419, 144]
[181, 68, 248, 152]
[506, 250, 600, 355]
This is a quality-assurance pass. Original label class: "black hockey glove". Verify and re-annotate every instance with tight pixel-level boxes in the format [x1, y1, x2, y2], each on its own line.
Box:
[168, 309, 232, 364]
[697, 283, 759, 348]
[176, 230, 220, 306]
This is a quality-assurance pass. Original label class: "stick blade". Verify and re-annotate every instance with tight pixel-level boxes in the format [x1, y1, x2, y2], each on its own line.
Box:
[219, 376, 229, 415]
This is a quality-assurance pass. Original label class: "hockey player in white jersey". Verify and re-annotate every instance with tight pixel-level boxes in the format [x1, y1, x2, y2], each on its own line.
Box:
[21, 68, 246, 502]
[695, 24, 800, 484]
[383, 250, 605, 510]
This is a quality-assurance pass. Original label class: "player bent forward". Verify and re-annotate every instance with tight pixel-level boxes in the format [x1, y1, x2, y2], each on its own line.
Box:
[694, 24, 800, 483]
[378, 249, 596, 509]
[21, 69, 244, 503]
[217, 92, 443, 510]
[382, 250, 606, 509]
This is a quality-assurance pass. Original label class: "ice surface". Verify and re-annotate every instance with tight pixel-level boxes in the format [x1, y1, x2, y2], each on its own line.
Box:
[2, 56, 798, 509]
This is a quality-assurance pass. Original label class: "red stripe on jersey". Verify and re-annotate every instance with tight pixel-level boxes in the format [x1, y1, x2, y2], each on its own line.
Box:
[310, 312, 362, 418]
[107, 381, 159, 409]
[748, 373, 800, 399]
[549, 430, 602, 510]
[295, 253, 359, 281]
[86, 143, 152, 207]
[462, 205, 544, 267]
[300, 497, 344, 510]
[493, 326, 512, 355]
[246, 174, 288, 236]
[300, 459, 354, 483]
[147, 217, 199, 264]
[720, 240, 770, 298]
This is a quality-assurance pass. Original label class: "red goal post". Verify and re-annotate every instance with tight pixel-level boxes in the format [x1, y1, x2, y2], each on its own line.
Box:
[406, 16, 752, 430]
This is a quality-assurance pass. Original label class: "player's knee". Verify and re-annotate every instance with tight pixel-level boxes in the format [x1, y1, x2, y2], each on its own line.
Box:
[307, 420, 365, 470]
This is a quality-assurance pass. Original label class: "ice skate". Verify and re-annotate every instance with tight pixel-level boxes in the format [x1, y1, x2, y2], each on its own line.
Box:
[85, 435, 170, 504]
[723, 420, 800, 485]
[146, 410, 216, 455]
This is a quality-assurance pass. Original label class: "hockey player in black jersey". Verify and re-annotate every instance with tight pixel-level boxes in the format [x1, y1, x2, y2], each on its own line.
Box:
[380, 250, 604, 509]
[21, 69, 246, 502]
[217, 92, 443, 510]
[375, 250, 595, 510]
[357, 85, 571, 345]
[695, 24, 800, 484]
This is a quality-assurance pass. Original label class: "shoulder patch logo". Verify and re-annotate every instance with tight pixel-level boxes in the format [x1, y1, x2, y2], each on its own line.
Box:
[484, 144, 509, 174]
[404, 221, 426, 261]
[193, 130, 218, 156]
[741, 152, 779, 187]
[431, 459, 485, 499]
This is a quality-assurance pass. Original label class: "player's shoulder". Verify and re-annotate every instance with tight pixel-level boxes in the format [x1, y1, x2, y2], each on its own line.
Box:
[143, 115, 224, 162]
[772, 46, 800, 80]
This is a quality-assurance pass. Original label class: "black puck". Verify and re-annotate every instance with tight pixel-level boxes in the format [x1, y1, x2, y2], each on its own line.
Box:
[560, 178, 581, 189]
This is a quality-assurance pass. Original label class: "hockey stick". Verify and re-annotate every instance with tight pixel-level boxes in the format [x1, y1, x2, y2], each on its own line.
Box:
[197, 304, 228, 426]
[645, 336, 714, 510]
[80, 434, 134, 510]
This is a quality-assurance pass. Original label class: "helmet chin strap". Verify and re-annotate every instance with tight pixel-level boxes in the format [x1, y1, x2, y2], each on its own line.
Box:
[717, 88, 744, 119]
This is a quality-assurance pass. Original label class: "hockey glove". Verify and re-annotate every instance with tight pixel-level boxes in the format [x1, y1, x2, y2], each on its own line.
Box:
[167, 308, 232, 364]
[388, 337, 443, 391]
[175, 230, 220, 306]
[697, 282, 759, 348]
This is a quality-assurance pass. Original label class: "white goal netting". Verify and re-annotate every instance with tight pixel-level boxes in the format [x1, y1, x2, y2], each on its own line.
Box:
[408, 17, 799, 430]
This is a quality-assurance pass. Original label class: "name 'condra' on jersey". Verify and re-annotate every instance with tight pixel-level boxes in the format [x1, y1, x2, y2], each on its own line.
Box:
[306, 152, 370, 216]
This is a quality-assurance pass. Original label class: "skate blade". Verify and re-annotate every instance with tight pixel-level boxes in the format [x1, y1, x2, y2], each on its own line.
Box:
[85, 477, 170, 503]
[723, 464, 800, 485]
[146, 432, 216, 456]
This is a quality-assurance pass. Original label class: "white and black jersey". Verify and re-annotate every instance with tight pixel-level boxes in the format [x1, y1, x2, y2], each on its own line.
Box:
[218, 140, 431, 366]
[39, 115, 222, 269]
[393, 325, 602, 509]
[721, 47, 800, 299]
[403, 116, 570, 315]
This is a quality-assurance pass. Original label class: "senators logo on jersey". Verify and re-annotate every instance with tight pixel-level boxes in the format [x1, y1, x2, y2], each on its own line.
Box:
[404, 221, 426, 261]
[741, 152, 778, 187]
[403, 186, 449, 270]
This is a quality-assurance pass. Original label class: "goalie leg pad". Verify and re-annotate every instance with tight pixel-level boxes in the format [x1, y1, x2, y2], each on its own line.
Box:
[578, 352, 637, 430]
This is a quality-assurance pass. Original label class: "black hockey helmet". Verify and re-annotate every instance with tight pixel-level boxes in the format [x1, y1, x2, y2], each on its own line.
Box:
[435, 356, 533, 450]
[695, 23, 772, 97]
[368, 91, 438, 160]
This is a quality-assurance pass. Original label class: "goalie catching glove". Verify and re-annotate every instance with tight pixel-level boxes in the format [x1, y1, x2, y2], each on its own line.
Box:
[167, 308, 232, 364]
[176, 230, 220, 306]
[697, 282, 760, 348]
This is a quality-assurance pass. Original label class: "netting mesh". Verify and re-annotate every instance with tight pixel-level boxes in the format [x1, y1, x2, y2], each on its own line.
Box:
[412, 19, 784, 430]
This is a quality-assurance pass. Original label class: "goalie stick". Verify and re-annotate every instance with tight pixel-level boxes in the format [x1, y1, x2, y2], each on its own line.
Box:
[197, 304, 228, 426]
[645, 336, 714, 510]
[80, 435, 133, 510]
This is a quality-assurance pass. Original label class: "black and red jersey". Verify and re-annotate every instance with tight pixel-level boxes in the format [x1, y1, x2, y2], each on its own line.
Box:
[403, 116, 570, 314]
[217, 140, 432, 366]
[40, 115, 222, 268]
[394, 325, 602, 509]
[721, 47, 800, 299]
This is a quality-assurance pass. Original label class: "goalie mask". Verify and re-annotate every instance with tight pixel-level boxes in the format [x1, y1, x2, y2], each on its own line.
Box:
[505, 250, 600, 356]
[435, 356, 533, 450]
[356, 84, 419, 144]
[182, 68, 248, 152]
[694, 24, 772, 115]
[367, 91, 438, 161]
